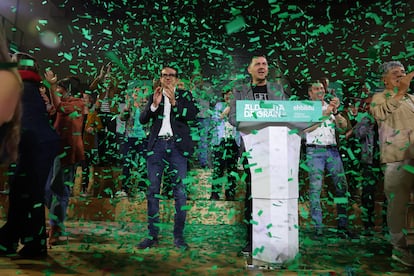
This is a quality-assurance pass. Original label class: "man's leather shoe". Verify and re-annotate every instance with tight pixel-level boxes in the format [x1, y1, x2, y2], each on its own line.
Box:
[136, 238, 158, 249]
[174, 238, 189, 250]
[16, 246, 47, 259]
[238, 242, 252, 256]
[337, 227, 359, 240]
[312, 228, 323, 240]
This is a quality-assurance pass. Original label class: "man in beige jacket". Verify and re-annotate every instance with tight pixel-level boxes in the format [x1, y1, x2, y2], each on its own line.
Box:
[370, 61, 414, 267]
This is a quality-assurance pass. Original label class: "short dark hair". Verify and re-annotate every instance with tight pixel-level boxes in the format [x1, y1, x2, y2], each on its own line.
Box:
[307, 80, 322, 91]
[249, 55, 267, 65]
[251, 54, 267, 60]
[57, 76, 81, 94]
[161, 66, 179, 78]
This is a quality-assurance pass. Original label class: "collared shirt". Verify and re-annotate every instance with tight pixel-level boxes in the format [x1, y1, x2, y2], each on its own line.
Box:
[306, 102, 337, 146]
[151, 89, 174, 136]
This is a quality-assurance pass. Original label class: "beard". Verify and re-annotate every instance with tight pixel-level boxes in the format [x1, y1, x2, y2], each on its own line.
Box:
[254, 74, 267, 84]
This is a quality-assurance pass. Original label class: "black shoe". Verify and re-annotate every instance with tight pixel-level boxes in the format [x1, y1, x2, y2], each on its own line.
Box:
[0, 246, 16, 257]
[136, 238, 158, 249]
[16, 246, 47, 259]
[210, 193, 219, 201]
[0, 234, 17, 256]
[337, 227, 359, 240]
[238, 242, 252, 256]
[174, 238, 189, 250]
[312, 228, 323, 240]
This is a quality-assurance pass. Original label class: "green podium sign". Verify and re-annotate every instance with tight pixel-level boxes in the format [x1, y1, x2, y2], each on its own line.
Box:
[236, 100, 322, 132]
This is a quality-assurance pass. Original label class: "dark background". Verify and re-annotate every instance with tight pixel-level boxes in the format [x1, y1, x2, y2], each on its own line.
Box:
[1, 0, 413, 99]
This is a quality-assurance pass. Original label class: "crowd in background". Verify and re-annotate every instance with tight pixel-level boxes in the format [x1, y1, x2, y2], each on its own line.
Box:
[0, 36, 413, 266]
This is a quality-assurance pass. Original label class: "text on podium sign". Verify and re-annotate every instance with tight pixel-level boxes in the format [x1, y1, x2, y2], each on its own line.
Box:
[236, 100, 322, 123]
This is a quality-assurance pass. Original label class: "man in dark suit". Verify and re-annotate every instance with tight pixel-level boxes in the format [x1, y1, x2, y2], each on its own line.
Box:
[137, 66, 198, 250]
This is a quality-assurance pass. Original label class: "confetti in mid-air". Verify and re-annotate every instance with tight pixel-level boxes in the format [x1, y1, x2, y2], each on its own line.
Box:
[0, 0, 413, 274]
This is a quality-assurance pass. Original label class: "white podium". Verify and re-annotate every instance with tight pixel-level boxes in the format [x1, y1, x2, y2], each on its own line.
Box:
[243, 127, 301, 265]
[236, 100, 322, 265]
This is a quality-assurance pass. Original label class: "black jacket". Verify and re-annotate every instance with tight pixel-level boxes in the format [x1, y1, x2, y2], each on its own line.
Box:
[140, 89, 199, 157]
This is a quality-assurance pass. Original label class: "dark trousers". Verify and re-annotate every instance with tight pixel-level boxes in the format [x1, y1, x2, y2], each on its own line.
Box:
[81, 148, 98, 191]
[240, 147, 252, 244]
[120, 137, 148, 192]
[211, 138, 239, 199]
[0, 133, 59, 251]
[360, 163, 382, 229]
[97, 113, 118, 166]
[146, 139, 188, 239]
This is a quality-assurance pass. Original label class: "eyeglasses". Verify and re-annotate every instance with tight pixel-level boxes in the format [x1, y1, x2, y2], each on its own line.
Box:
[161, 73, 177, 78]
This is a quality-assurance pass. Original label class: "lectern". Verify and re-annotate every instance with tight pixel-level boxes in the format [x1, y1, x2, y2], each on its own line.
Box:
[236, 100, 322, 265]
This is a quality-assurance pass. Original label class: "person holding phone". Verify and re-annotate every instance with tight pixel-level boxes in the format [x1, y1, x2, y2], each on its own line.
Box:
[304, 81, 357, 240]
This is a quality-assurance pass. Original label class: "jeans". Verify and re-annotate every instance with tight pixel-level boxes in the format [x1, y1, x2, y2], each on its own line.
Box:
[197, 118, 211, 167]
[146, 139, 188, 239]
[306, 147, 348, 229]
[0, 138, 59, 250]
[45, 158, 76, 228]
[211, 138, 239, 199]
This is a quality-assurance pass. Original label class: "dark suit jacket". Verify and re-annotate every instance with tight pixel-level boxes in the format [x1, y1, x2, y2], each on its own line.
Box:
[229, 81, 288, 127]
[139, 88, 199, 157]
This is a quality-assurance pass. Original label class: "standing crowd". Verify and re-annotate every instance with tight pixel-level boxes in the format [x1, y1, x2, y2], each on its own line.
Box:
[0, 30, 413, 267]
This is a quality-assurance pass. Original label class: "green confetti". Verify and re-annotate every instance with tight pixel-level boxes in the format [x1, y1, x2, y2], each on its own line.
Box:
[102, 29, 112, 35]
[63, 52, 73, 61]
[288, 129, 299, 135]
[254, 168, 263, 173]
[365, 12, 382, 25]
[225, 16, 246, 34]
[333, 197, 348, 205]
[346, 148, 356, 160]
[181, 205, 191, 211]
[19, 59, 34, 67]
[403, 164, 414, 174]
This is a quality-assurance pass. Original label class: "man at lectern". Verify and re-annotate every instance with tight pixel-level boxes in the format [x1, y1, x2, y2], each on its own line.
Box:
[228, 55, 288, 256]
[304, 81, 358, 240]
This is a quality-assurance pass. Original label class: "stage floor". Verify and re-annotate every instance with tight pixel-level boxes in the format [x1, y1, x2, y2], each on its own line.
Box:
[0, 220, 412, 275]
